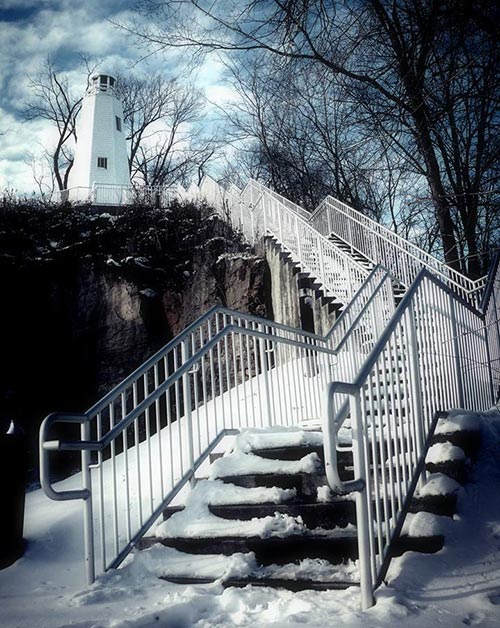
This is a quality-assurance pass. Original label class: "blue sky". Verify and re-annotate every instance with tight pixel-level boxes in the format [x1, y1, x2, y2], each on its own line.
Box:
[0, 0, 232, 193]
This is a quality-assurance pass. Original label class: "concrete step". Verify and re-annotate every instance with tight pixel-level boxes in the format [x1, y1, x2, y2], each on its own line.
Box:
[158, 574, 358, 591]
[425, 459, 466, 484]
[206, 501, 357, 529]
[147, 534, 360, 565]
[217, 471, 354, 496]
[142, 531, 444, 565]
[430, 430, 481, 459]
[409, 493, 457, 518]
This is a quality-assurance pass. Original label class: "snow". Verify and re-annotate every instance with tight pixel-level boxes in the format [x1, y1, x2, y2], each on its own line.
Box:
[209, 451, 321, 478]
[216, 252, 257, 264]
[206, 427, 324, 479]
[139, 288, 157, 298]
[156, 509, 309, 540]
[417, 473, 462, 497]
[154, 477, 351, 540]
[234, 426, 323, 453]
[180, 478, 297, 506]
[1, 408, 500, 627]
[435, 412, 481, 435]
[425, 442, 466, 464]
[401, 512, 450, 538]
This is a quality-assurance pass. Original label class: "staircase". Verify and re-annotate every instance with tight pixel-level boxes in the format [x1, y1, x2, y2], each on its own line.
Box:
[136, 423, 469, 592]
[39, 178, 500, 611]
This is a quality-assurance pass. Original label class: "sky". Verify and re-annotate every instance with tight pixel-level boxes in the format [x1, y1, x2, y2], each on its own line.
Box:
[0, 0, 233, 194]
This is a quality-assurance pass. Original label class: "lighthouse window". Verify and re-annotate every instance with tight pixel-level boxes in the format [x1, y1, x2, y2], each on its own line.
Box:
[115, 116, 122, 132]
[109, 77, 115, 87]
[100, 76, 107, 86]
[97, 157, 108, 169]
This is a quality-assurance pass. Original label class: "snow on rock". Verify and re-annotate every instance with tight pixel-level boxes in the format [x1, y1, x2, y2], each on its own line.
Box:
[210, 450, 321, 478]
[425, 442, 466, 464]
[435, 413, 481, 435]
[418, 473, 462, 497]
[216, 252, 257, 264]
[139, 288, 157, 298]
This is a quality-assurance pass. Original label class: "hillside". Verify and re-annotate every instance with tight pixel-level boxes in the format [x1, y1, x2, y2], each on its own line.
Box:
[0, 198, 272, 481]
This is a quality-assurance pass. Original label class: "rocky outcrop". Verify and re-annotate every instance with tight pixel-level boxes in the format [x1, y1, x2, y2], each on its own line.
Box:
[0, 201, 272, 480]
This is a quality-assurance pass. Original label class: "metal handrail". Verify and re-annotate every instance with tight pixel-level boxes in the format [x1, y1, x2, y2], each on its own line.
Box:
[200, 176, 373, 307]
[480, 249, 500, 399]
[480, 248, 500, 313]
[40, 259, 398, 586]
[199, 175, 487, 307]
[323, 267, 493, 609]
[311, 196, 486, 300]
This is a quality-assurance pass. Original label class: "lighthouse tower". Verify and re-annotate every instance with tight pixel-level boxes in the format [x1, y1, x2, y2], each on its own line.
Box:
[68, 73, 130, 203]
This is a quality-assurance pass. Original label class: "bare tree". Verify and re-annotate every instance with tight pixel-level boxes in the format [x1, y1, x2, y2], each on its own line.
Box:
[24, 62, 218, 193]
[116, 74, 216, 186]
[217, 55, 416, 225]
[124, 0, 500, 275]
[23, 56, 99, 191]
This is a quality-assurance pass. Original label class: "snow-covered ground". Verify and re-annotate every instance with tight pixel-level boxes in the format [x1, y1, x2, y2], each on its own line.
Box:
[1, 409, 500, 627]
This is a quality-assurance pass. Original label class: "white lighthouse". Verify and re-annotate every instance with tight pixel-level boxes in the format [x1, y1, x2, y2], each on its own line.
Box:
[68, 73, 130, 204]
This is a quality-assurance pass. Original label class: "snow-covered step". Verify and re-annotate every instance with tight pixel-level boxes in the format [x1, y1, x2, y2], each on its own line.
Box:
[134, 544, 360, 591]
[147, 533, 360, 565]
[132, 423, 460, 593]
[202, 501, 357, 529]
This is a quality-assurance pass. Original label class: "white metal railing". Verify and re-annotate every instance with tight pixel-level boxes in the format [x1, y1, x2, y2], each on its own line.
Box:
[46, 172, 499, 611]
[200, 176, 372, 307]
[60, 183, 180, 206]
[200, 176, 487, 308]
[324, 268, 494, 609]
[481, 250, 500, 398]
[311, 196, 486, 305]
[63, 175, 486, 308]
[39, 263, 398, 587]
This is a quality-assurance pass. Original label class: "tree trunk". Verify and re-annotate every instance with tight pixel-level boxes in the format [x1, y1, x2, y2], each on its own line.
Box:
[408, 101, 461, 271]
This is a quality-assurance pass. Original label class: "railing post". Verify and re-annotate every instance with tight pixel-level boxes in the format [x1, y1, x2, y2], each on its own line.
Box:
[407, 304, 426, 487]
[250, 204, 255, 246]
[449, 294, 465, 408]
[483, 321, 496, 405]
[81, 420, 95, 586]
[182, 338, 196, 485]
[278, 201, 284, 242]
[259, 324, 273, 427]
[350, 390, 374, 610]
[347, 219, 354, 254]
[295, 215, 303, 260]
[492, 289, 500, 364]
[318, 234, 326, 283]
